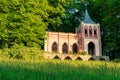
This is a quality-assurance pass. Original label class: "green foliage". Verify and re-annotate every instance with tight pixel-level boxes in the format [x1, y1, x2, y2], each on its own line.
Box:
[87, 0, 120, 57]
[113, 58, 120, 63]
[0, 46, 44, 60]
[0, 59, 120, 80]
[79, 51, 87, 55]
[47, 0, 65, 31]
[0, 0, 65, 48]
[60, 0, 86, 32]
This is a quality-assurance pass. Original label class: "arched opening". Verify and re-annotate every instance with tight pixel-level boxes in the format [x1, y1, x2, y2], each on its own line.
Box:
[94, 29, 97, 37]
[88, 57, 95, 61]
[52, 42, 58, 52]
[53, 55, 60, 60]
[88, 42, 95, 55]
[62, 43, 68, 54]
[65, 56, 72, 60]
[89, 30, 92, 37]
[76, 57, 82, 60]
[89, 26, 92, 37]
[100, 58, 105, 61]
[85, 29, 88, 37]
[84, 26, 88, 37]
[72, 43, 78, 54]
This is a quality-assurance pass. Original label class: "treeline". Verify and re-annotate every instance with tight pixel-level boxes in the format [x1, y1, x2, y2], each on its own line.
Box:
[0, 0, 120, 59]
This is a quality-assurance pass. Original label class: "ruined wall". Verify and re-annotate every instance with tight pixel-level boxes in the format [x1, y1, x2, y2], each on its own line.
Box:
[44, 32, 77, 53]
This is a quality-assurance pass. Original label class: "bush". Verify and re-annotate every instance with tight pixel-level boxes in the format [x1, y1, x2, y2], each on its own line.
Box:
[113, 58, 120, 63]
[0, 44, 44, 60]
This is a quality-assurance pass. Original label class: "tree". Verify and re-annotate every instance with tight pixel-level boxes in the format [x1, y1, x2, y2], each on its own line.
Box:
[47, 0, 65, 31]
[87, 0, 120, 58]
[59, 0, 86, 32]
[0, 0, 65, 48]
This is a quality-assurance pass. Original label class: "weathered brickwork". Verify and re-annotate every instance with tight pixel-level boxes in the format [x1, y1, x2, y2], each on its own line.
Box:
[44, 32, 77, 53]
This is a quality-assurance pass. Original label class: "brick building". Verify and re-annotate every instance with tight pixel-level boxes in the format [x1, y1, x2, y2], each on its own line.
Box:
[44, 9, 102, 56]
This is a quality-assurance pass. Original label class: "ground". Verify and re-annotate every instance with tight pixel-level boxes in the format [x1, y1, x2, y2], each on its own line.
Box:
[0, 58, 120, 80]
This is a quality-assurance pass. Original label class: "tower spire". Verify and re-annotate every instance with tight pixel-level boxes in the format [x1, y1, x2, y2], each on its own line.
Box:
[83, 9, 96, 24]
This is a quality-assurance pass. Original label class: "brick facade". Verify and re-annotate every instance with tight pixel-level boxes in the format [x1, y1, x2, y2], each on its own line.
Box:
[44, 32, 77, 54]
[44, 9, 102, 56]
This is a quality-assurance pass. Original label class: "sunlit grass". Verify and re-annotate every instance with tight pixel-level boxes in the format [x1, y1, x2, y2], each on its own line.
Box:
[0, 58, 120, 80]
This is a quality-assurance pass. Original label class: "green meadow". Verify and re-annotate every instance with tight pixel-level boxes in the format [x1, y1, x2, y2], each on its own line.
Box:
[0, 47, 119, 80]
[0, 58, 120, 80]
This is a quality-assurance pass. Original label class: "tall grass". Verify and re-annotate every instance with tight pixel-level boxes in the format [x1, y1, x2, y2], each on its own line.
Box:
[0, 47, 120, 80]
[0, 58, 120, 80]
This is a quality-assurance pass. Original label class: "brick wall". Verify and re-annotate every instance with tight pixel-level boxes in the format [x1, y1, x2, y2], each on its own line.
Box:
[44, 32, 77, 53]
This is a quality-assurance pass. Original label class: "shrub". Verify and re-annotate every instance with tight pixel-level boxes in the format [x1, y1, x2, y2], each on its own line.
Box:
[0, 44, 44, 60]
[78, 51, 87, 55]
[113, 58, 120, 63]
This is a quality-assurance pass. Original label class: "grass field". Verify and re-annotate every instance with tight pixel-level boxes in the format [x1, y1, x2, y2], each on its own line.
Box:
[0, 58, 120, 80]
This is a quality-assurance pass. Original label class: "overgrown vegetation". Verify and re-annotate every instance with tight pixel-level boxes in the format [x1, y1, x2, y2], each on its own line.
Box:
[0, 45, 44, 60]
[0, 58, 120, 80]
[0, 46, 119, 80]
[78, 51, 87, 55]
[0, 0, 64, 48]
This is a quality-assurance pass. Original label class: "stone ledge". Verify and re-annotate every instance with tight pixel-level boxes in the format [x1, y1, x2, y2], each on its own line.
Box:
[44, 53, 109, 61]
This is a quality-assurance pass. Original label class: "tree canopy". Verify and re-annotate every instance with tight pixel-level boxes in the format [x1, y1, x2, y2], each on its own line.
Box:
[0, 0, 64, 48]
[87, 0, 120, 58]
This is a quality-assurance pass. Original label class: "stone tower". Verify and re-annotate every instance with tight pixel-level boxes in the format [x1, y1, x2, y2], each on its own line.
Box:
[77, 9, 102, 56]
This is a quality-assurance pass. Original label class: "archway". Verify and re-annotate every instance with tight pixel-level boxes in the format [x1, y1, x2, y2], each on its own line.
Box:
[62, 43, 68, 54]
[100, 58, 105, 61]
[88, 57, 95, 61]
[88, 42, 95, 55]
[53, 55, 60, 59]
[72, 43, 78, 54]
[65, 56, 72, 60]
[76, 57, 82, 60]
[52, 42, 58, 52]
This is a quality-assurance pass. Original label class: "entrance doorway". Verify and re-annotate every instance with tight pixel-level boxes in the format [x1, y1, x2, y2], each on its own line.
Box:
[88, 42, 95, 55]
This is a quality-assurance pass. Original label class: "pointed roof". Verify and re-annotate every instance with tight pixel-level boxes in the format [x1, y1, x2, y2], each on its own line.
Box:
[83, 9, 96, 24]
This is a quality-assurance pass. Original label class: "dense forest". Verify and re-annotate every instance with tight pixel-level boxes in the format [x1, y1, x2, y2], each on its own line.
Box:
[0, 0, 120, 59]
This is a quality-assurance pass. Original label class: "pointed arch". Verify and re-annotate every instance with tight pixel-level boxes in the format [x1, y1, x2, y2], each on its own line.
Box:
[53, 55, 60, 59]
[72, 43, 78, 54]
[94, 29, 97, 37]
[65, 56, 72, 60]
[62, 43, 68, 54]
[94, 27, 97, 37]
[76, 57, 82, 60]
[52, 42, 58, 52]
[88, 42, 95, 55]
[100, 58, 105, 61]
[88, 57, 95, 61]
[89, 26, 92, 37]
[84, 25, 88, 37]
